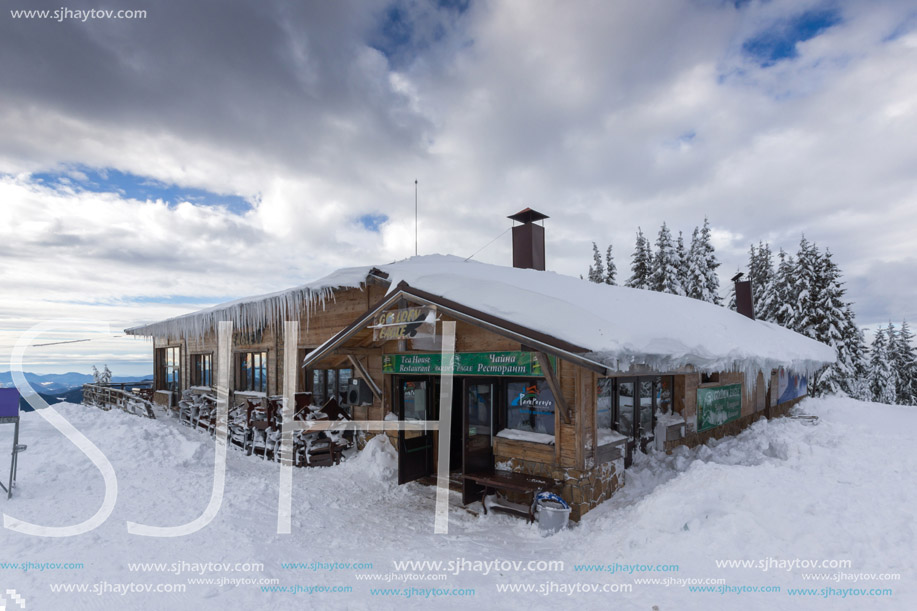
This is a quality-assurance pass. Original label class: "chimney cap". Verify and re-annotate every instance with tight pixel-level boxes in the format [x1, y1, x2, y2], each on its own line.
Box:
[508, 208, 549, 224]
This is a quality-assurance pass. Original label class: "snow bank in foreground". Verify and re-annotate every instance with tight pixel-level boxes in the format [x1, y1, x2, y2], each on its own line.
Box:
[4, 397, 913, 610]
[337, 434, 398, 484]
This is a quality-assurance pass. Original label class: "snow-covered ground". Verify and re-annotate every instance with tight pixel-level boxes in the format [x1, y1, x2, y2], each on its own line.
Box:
[1, 397, 914, 610]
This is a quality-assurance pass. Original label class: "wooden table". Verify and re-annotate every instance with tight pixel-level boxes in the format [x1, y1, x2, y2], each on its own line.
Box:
[462, 470, 558, 523]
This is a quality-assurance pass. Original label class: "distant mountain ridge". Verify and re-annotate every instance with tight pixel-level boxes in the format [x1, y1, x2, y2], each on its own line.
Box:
[0, 371, 151, 393]
[0, 371, 152, 412]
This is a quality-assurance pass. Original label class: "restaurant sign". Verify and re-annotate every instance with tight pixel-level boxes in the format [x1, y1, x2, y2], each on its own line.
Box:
[370, 306, 436, 341]
[382, 351, 555, 377]
[696, 383, 742, 432]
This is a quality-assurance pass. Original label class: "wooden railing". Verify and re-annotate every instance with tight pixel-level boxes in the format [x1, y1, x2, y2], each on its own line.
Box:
[82, 383, 157, 419]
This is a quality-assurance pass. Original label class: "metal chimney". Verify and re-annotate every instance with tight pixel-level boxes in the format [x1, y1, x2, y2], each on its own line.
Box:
[731, 272, 756, 320]
[508, 208, 548, 271]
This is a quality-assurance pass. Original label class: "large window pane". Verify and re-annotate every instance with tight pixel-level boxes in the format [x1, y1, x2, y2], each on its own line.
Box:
[597, 378, 614, 429]
[467, 383, 493, 450]
[506, 380, 555, 435]
[403, 380, 427, 421]
[639, 379, 654, 436]
[617, 381, 634, 437]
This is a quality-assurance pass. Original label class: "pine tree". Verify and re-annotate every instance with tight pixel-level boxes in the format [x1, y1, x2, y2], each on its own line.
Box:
[869, 326, 897, 404]
[650, 222, 684, 295]
[792, 236, 821, 338]
[698, 218, 721, 304]
[810, 249, 851, 396]
[587, 242, 605, 283]
[762, 249, 796, 328]
[845, 312, 871, 400]
[625, 228, 654, 290]
[675, 231, 688, 296]
[726, 268, 739, 311]
[685, 226, 704, 301]
[604, 244, 617, 285]
[894, 320, 916, 405]
[749, 242, 774, 311]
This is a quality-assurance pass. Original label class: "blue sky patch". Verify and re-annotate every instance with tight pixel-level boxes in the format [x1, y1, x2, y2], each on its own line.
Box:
[359, 213, 389, 232]
[369, 0, 470, 65]
[30, 166, 252, 213]
[742, 8, 842, 67]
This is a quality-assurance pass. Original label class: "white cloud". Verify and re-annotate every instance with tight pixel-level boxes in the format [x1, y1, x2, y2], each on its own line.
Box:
[2, 0, 917, 373]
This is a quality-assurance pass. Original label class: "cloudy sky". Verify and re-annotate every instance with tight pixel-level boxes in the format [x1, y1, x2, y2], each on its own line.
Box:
[2, 0, 916, 376]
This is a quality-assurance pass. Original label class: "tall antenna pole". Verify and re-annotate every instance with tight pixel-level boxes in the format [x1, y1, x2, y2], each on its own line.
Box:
[414, 179, 418, 256]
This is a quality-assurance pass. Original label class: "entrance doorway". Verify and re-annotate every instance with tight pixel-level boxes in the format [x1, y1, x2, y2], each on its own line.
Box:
[615, 376, 672, 466]
[395, 376, 464, 484]
[462, 379, 498, 504]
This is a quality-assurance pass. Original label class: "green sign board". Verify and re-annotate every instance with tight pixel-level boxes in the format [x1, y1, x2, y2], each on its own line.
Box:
[696, 384, 742, 432]
[382, 351, 554, 377]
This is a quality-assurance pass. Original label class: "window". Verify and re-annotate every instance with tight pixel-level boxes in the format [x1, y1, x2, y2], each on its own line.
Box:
[655, 375, 674, 413]
[191, 353, 212, 387]
[402, 379, 428, 420]
[597, 378, 614, 429]
[156, 346, 181, 393]
[505, 379, 555, 435]
[701, 372, 720, 384]
[236, 351, 267, 393]
[309, 368, 353, 406]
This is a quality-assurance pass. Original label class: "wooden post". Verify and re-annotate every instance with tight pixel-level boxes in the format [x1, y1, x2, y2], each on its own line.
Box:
[536, 352, 570, 425]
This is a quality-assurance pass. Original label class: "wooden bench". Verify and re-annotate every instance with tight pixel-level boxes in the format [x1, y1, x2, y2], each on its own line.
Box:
[462, 470, 558, 523]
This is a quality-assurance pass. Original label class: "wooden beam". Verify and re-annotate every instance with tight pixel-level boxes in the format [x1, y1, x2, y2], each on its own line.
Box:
[536, 352, 570, 425]
[347, 355, 382, 400]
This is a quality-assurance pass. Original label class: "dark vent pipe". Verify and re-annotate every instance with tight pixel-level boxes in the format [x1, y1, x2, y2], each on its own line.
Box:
[732, 272, 756, 320]
[508, 208, 548, 271]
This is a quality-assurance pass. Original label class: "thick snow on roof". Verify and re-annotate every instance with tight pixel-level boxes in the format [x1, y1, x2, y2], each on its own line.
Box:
[374, 255, 835, 377]
[126, 254, 834, 376]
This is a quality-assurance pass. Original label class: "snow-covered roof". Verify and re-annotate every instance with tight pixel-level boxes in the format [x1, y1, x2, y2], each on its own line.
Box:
[126, 254, 835, 377]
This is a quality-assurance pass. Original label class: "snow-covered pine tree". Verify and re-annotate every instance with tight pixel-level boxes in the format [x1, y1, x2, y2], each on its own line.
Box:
[604, 244, 617, 285]
[749, 242, 774, 311]
[894, 320, 916, 405]
[762, 249, 796, 327]
[625, 228, 654, 290]
[792, 236, 821, 338]
[869, 326, 898, 404]
[699, 217, 721, 305]
[811, 249, 853, 396]
[675, 231, 688, 296]
[844, 311, 871, 400]
[726, 269, 738, 311]
[650, 222, 684, 295]
[587, 242, 605, 283]
[684, 226, 704, 301]
[886, 321, 900, 396]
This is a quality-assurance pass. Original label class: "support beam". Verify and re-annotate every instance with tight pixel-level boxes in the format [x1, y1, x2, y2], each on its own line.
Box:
[536, 352, 570, 425]
[347, 355, 382, 400]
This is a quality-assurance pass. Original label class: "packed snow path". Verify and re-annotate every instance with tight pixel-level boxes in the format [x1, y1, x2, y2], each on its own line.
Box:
[0, 397, 913, 610]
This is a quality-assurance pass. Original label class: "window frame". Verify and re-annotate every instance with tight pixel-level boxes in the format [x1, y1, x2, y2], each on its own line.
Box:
[235, 350, 268, 393]
[306, 367, 354, 407]
[190, 353, 213, 388]
[502, 378, 556, 436]
[155, 346, 181, 393]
